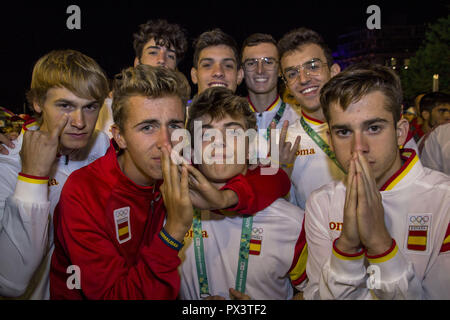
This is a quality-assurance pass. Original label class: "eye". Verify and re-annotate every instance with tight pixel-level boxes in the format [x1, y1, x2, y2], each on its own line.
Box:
[227, 128, 243, 136]
[169, 123, 183, 130]
[286, 70, 298, 79]
[84, 103, 99, 112]
[335, 129, 351, 137]
[57, 103, 72, 109]
[245, 60, 256, 68]
[141, 124, 156, 132]
[367, 125, 382, 134]
[167, 53, 176, 61]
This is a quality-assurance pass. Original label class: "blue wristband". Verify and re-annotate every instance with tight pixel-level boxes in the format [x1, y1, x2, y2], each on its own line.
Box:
[159, 228, 184, 251]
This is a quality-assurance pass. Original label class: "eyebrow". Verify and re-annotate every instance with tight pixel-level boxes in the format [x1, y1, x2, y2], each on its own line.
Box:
[145, 45, 176, 53]
[133, 118, 184, 129]
[201, 121, 245, 130]
[224, 122, 245, 129]
[199, 57, 237, 64]
[54, 98, 98, 107]
[330, 117, 389, 130]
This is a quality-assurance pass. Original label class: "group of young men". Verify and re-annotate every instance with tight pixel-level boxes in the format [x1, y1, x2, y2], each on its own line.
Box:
[0, 19, 449, 300]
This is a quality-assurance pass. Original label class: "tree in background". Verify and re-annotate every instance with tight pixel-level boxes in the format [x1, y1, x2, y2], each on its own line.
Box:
[401, 14, 449, 101]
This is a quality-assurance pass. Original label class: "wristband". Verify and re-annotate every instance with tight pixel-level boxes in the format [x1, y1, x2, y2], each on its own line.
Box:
[270, 159, 294, 168]
[159, 228, 184, 251]
[18, 172, 49, 184]
[366, 239, 397, 263]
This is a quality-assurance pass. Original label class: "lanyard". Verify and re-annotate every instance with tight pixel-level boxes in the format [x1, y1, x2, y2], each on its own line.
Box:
[193, 209, 254, 298]
[300, 116, 345, 173]
[264, 101, 286, 140]
[193, 209, 210, 298]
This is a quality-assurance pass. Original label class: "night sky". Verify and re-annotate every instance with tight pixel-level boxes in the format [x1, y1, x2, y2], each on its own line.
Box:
[1, 0, 448, 114]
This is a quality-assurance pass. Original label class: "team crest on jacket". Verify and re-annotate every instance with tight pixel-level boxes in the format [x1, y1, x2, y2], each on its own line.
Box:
[405, 213, 432, 254]
[114, 207, 131, 244]
[249, 226, 263, 255]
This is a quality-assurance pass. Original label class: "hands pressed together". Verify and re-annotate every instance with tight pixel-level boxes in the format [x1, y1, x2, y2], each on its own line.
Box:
[336, 151, 392, 256]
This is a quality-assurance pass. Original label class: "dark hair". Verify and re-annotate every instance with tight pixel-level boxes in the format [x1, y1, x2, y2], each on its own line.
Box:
[241, 33, 278, 58]
[186, 87, 256, 140]
[320, 62, 403, 124]
[419, 92, 450, 114]
[192, 28, 240, 68]
[133, 19, 188, 63]
[278, 27, 333, 65]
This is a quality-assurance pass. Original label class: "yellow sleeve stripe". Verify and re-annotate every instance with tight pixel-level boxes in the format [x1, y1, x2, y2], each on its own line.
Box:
[289, 243, 308, 282]
[367, 243, 399, 264]
[444, 234, 450, 245]
[332, 247, 365, 261]
[18, 174, 49, 185]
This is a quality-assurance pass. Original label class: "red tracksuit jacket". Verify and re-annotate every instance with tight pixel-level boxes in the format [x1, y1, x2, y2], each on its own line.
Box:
[50, 144, 290, 299]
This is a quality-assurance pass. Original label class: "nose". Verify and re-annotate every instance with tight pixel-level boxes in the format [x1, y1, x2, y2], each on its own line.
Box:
[352, 131, 369, 155]
[212, 63, 225, 78]
[298, 68, 311, 84]
[156, 126, 170, 150]
[70, 109, 86, 129]
[256, 60, 264, 74]
[156, 50, 166, 67]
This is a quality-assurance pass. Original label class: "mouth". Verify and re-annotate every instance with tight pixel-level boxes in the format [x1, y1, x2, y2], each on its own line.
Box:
[209, 82, 228, 88]
[254, 77, 269, 83]
[66, 133, 87, 139]
[300, 86, 320, 95]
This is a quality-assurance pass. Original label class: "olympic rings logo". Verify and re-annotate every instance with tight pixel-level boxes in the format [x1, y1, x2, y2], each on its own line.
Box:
[252, 227, 264, 234]
[409, 215, 429, 225]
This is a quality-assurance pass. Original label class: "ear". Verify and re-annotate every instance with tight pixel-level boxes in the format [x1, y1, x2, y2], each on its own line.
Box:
[396, 118, 409, 147]
[111, 124, 127, 150]
[191, 67, 198, 85]
[133, 57, 140, 67]
[236, 68, 244, 85]
[330, 63, 341, 77]
[32, 100, 43, 114]
[421, 110, 430, 121]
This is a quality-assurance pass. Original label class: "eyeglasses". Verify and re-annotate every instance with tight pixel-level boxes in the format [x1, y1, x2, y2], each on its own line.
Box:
[242, 57, 278, 72]
[282, 59, 328, 84]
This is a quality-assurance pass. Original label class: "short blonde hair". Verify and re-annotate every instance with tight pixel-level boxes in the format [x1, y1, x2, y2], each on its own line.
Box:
[112, 64, 191, 130]
[27, 50, 109, 109]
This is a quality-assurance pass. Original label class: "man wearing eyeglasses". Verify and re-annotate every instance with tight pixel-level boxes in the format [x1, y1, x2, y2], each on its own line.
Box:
[276, 28, 346, 210]
[241, 33, 300, 131]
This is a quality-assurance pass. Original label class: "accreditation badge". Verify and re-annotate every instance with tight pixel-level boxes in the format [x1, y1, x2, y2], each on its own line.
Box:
[249, 226, 264, 256]
[405, 213, 432, 254]
[114, 206, 131, 244]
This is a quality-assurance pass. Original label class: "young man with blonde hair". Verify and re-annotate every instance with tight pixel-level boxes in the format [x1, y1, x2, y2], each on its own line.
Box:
[0, 49, 110, 299]
[50, 65, 193, 299]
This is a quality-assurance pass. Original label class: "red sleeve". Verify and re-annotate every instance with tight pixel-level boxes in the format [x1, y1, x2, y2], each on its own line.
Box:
[220, 166, 291, 215]
[50, 178, 181, 300]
